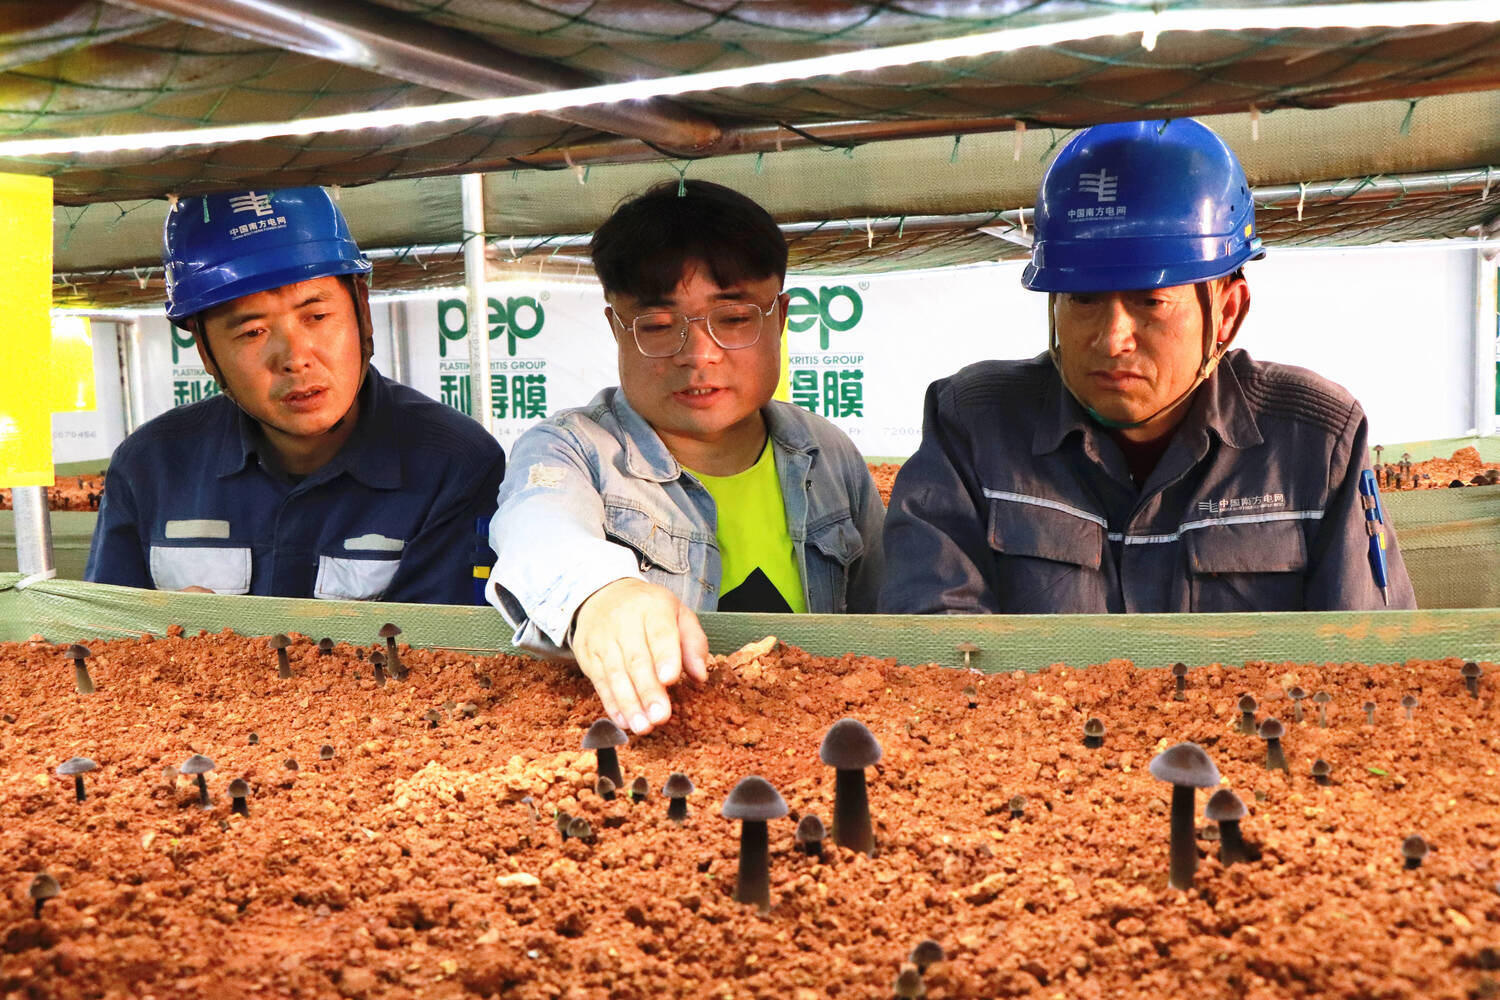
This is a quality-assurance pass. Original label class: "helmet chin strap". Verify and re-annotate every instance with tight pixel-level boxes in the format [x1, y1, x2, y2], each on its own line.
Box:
[1048, 281, 1248, 433]
[191, 275, 374, 440]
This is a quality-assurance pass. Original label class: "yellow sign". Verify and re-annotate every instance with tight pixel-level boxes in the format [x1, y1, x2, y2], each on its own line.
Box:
[773, 312, 791, 402]
[0, 172, 54, 488]
[51, 316, 95, 413]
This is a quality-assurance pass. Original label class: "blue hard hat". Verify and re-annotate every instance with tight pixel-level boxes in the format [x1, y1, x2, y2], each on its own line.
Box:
[163, 187, 371, 327]
[1022, 119, 1264, 293]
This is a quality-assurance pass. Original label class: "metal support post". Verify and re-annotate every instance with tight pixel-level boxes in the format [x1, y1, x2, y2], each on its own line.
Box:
[1474, 250, 1497, 438]
[12, 487, 55, 578]
[388, 299, 410, 385]
[461, 173, 494, 433]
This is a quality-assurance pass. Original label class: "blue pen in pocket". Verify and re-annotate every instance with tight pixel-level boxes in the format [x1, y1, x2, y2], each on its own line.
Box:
[1358, 468, 1390, 605]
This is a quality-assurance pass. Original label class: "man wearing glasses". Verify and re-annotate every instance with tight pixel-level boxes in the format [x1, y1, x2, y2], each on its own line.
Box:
[486, 180, 884, 735]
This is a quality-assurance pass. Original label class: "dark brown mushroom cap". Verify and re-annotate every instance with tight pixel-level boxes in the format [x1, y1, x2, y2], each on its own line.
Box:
[369, 650, 386, 666]
[1287, 686, 1306, 701]
[1149, 742, 1221, 787]
[1311, 759, 1332, 778]
[1363, 700, 1377, 711]
[179, 754, 215, 775]
[595, 776, 616, 797]
[956, 641, 979, 655]
[1462, 662, 1483, 679]
[909, 939, 946, 968]
[319, 745, 334, 760]
[1400, 694, 1420, 709]
[1171, 662, 1188, 677]
[566, 817, 593, 840]
[1204, 788, 1246, 822]
[721, 775, 788, 821]
[662, 772, 694, 798]
[629, 776, 649, 797]
[894, 967, 926, 999]
[1237, 694, 1257, 712]
[378, 623, 402, 639]
[1312, 691, 1332, 705]
[1401, 834, 1429, 860]
[960, 684, 978, 699]
[56, 757, 97, 777]
[317, 638, 335, 652]
[582, 717, 628, 750]
[1008, 794, 1026, 812]
[64, 644, 91, 661]
[795, 814, 826, 842]
[28, 872, 59, 902]
[1083, 718, 1105, 738]
[423, 709, 442, 724]
[819, 718, 883, 769]
[228, 778, 250, 797]
[270, 634, 291, 650]
[1257, 717, 1285, 740]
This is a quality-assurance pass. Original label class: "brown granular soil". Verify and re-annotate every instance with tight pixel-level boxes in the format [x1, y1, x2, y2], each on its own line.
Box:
[868, 463, 900, 507]
[0, 476, 104, 513]
[1, 631, 1497, 1000]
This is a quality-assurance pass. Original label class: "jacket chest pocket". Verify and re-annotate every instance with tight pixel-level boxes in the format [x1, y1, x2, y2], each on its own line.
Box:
[1185, 519, 1308, 612]
[149, 544, 252, 595]
[806, 515, 864, 613]
[603, 503, 690, 575]
[987, 498, 1107, 613]
[314, 555, 401, 601]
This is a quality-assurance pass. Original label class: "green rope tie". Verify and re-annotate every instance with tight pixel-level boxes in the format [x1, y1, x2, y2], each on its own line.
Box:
[1399, 100, 1419, 135]
[754, 152, 765, 175]
[949, 135, 962, 164]
[202, 199, 210, 223]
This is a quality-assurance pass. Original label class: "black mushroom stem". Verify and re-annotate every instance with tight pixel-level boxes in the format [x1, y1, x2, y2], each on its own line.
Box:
[583, 718, 628, 790]
[663, 772, 694, 824]
[1204, 788, 1249, 866]
[1236, 694, 1257, 735]
[1149, 742, 1222, 891]
[1258, 718, 1289, 772]
[1462, 661, 1482, 699]
[271, 634, 292, 679]
[65, 644, 94, 695]
[819, 718, 883, 856]
[229, 778, 250, 817]
[56, 757, 97, 802]
[370, 650, 387, 687]
[180, 754, 215, 809]
[722, 776, 789, 913]
[379, 623, 408, 680]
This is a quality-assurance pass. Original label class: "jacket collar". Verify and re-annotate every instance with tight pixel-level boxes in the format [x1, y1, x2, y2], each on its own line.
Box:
[609, 388, 818, 483]
[216, 368, 401, 489]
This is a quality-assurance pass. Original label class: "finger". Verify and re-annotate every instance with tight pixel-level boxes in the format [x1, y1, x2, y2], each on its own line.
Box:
[633, 616, 680, 728]
[678, 605, 710, 682]
[575, 643, 627, 731]
[599, 639, 652, 736]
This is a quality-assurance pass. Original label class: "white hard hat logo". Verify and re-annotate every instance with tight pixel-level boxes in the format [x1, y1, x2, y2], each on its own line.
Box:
[1077, 169, 1118, 203]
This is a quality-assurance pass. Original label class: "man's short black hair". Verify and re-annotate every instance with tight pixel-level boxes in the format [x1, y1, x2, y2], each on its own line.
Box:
[590, 179, 788, 302]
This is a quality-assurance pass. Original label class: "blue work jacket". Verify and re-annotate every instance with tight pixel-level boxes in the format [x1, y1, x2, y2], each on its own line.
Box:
[881, 350, 1416, 614]
[86, 369, 505, 605]
[486, 387, 885, 659]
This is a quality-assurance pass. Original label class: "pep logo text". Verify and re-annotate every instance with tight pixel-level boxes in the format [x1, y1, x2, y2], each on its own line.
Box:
[437, 296, 546, 357]
[786, 285, 862, 350]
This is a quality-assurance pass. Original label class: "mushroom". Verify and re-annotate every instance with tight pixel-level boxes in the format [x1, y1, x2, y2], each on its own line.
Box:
[566, 816, 595, 844]
[582, 718, 627, 790]
[1287, 686, 1307, 724]
[319, 744, 334, 761]
[28, 872, 59, 918]
[894, 967, 926, 999]
[819, 718, 883, 856]
[370, 650, 388, 687]
[284, 758, 299, 771]
[1236, 694, 1257, 735]
[1401, 694, 1419, 721]
[1311, 759, 1332, 786]
[1312, 691, 1332, 728]
[56, 757, 97, 802]
[1082, 717, 1105, 750]
[1008, 795, 1026, 820]
[956, 641, 979, 669]
[1148, 742, 1222, 890]
[1363, 700, 1377, 725]
[663, 772, 694, 824]
[795, 814, 826, 857]
[595, 775, 616, 801]
[247, 732, 259, 746]
[1257, 718, 1289, 772]
[423, 708, 441, 728]
[555, 810, 572, 841]
[64, 644, 94, 695]
[229, 778, 250, 816]
[629, 776, 649, 804]
[1171, 662, 1188, 701]
[721, 775, 789, 912]
[180, 754, 215, 809]
[1462, 661, 1483, 699]
[1402, 834, 1428, 869]
[378, 623, 407, 680]
[961, 684, 978, 710]
[1204, 788, 1249, 866]
[316, 638, 335, 656]
[909, 939, 945, 974]
[271, 634, 292, 679]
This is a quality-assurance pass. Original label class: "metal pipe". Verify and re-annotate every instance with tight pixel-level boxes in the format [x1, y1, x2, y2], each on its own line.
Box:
[461, 174, 494, 434]
[12, 487, 55, 578]
[1474, 251, 1498, 437]
[1253, 168, 1500, 204]
[388, 299, 410, 385]
[110, 0, 720, 153]
[115, 320, 140, 435]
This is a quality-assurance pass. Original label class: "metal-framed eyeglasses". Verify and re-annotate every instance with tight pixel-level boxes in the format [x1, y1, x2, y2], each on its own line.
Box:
[609, 296, 779, 359]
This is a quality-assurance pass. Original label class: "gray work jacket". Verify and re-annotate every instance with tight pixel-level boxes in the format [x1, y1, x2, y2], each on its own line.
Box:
[487, 387, 886, 658]
[880, 350, 1416, 614]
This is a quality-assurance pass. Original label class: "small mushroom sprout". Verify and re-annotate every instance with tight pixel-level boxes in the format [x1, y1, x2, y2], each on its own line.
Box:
[566, 816, 595, 844]
[1008, 795, 1026, 820]
[1363, 700, 1377, 725]
[1311, 759, 1332, 786]
[1204, 788, 1249, 866]
[555, 810, 572, 841]
[317, 637, 334, 656]
[1312, 691, 1332, 728]
[378, 623, 408, 680]
[319, 744, 334, 761]
[1236, 694, 1257, 735]
[909, 939, 945, 974]
[229, 778, 251, 816]
[370, 650, 388, 686]
[1082, 717, 1105, 749]
[28, 872, 59, 918]
[663, 772, 694, 824]
[629, 776, 649, 804]
[956, 641, 979, 669]
[894, 967, 926, 999]
[583, 718, 628, 790]
[271, 634, 292, 679]
[56, 757, 97, 802]
[1402, 834, 1428, 869]
[1148, 742, 1222, 890]
[595, 775, 616, 801]
[1401, 694, 1419, 721]
[65, 644, 94, 695]
[180, 753, 216, 809]
[1257, 717, 1289, 772]
[819, 717, 883, 856]
[722, 775, 789, 912]
[1171, 662, 1188, 701]
[961, 684, 978, 710]
[795, 814, 826, 857]
[1287, 686, 1307, 723]
[1462, 661, 1483, 699]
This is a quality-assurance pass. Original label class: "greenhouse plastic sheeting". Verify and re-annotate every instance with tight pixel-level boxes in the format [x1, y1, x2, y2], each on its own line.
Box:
[1, 575, 1495, 674]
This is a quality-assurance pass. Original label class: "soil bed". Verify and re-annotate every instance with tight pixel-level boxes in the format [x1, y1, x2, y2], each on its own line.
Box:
[0, 476, 104, 513]
[1, 631, 1497, 999]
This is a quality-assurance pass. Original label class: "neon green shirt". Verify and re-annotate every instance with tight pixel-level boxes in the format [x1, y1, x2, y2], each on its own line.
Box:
[688, 441, 807, 614]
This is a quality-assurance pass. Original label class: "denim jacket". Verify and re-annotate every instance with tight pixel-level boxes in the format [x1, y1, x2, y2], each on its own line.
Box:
[487, 387, 885, 658]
